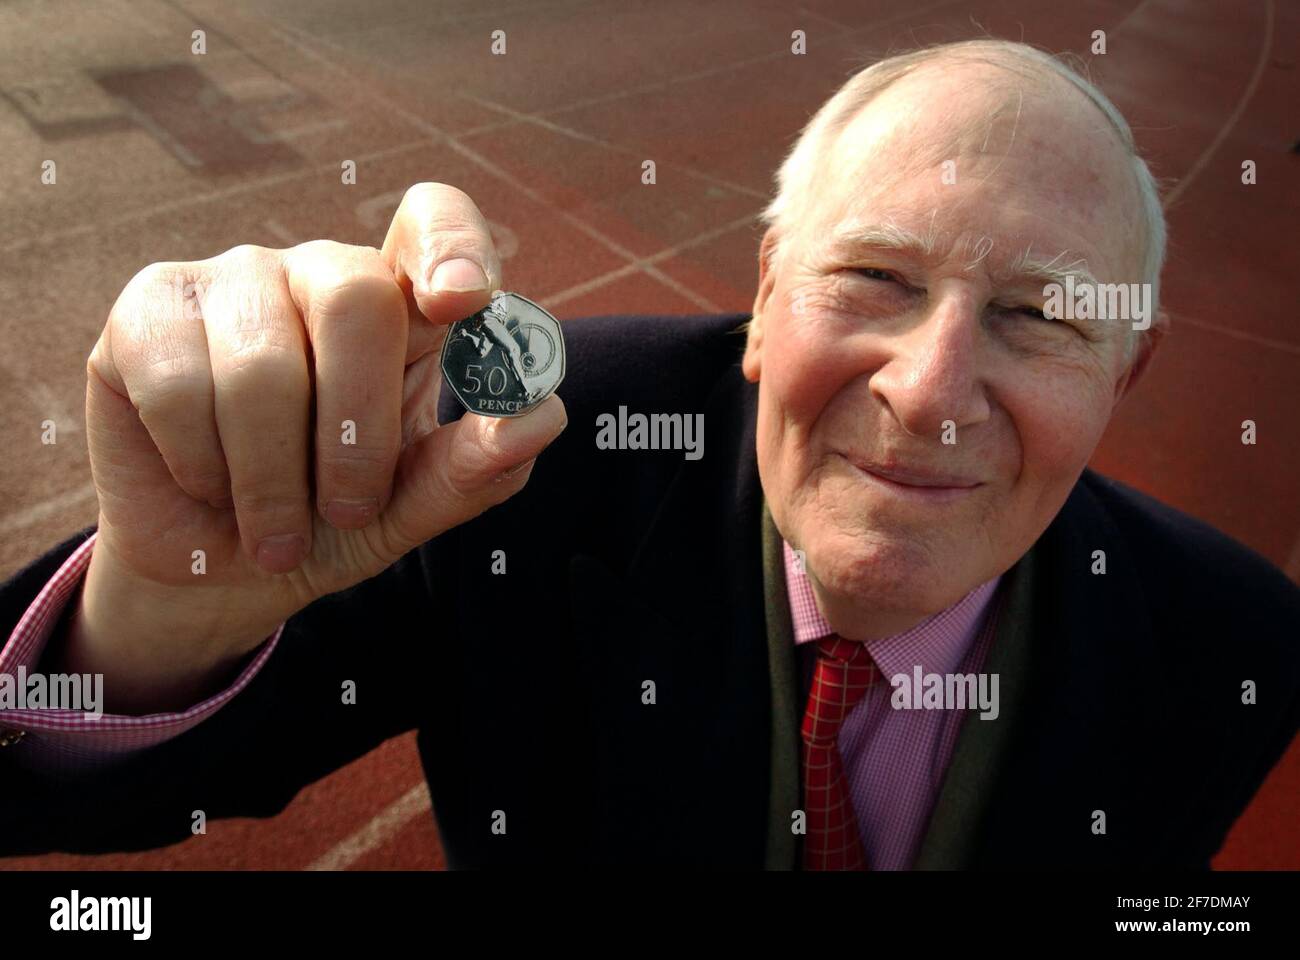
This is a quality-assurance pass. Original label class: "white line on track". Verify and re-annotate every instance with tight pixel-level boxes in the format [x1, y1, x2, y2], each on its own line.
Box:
[307, 781, 433, 871]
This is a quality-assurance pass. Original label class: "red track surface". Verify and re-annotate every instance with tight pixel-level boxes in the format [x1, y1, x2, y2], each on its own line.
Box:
[0, 0, 1295, 869]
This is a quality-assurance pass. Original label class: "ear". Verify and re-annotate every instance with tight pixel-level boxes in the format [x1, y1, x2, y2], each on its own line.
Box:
[744, 228, 782, 383]
[1113, 307, 1169, 406]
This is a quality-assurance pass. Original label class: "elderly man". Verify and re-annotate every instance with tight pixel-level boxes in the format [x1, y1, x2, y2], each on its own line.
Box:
[1, 39, 1296, 870]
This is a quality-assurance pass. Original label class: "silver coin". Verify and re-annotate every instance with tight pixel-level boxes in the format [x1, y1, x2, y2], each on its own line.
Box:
[440, 292, 566, 418]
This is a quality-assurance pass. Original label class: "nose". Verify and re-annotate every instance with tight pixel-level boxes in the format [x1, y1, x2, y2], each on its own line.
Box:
[867, 285, 991, 441]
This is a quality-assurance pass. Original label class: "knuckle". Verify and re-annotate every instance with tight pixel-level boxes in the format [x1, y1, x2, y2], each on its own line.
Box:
[209, 246, 279, 311]
[311, 270, 407, 326]
[404, 181, 469, 211]
[374, 273, 408, 319]
[208, 244, 279, 304]
[218, 352, 306, 409]
[112, 319, 205, 394]
[369, 515, 414, 567]
[216, 243, 273, 272]
[442, 438, 501, 493]
[112, 262, 186, 329]
[471, 421, 526, 468]
[317, 442, 398, 493]
[290, 237, 348, 263]
[231, 488, 308, 526]
[134, 260, 174, 283]
[428, 211, 486, 238]
[220, 318, 305, 369]
[418, 434, 526, 532]
[133, 361, 208, 423]
[85, 335, 126, 398]
[423, 466, 475, 521]
[289, 240, 407, 322]
[174, 465, 230, 500]
[403, 183, 489, 240]
[424, 229, 494, 271]
[125, 260, 180, 295]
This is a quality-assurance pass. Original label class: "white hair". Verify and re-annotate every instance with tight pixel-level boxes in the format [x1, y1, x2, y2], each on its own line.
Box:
[757, 39, 1166, 359]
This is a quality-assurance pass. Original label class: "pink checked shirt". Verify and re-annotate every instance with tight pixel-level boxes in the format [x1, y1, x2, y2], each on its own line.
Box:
[0, 533, 284, 775]
[1, 531, 1002, 869]
[783, 541, 1003, 869]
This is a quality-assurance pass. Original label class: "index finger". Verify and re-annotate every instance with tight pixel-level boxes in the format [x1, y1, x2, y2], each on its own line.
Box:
[381, 182, 503, 332]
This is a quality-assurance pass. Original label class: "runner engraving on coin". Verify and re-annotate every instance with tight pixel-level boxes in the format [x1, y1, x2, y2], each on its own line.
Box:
[440, 291, 566, 418]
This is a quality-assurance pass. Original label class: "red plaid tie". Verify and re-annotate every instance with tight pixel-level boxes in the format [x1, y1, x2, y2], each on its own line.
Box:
[801, 635, 882, 870]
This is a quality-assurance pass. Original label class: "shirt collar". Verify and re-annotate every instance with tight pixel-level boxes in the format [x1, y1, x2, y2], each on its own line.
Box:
[782, 539, 1001, 679]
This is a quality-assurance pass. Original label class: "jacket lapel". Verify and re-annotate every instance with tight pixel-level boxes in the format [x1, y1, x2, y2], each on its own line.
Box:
[911, 548, 1038, 869]
[760, 498, 801, 869]
[961, 475, 1166, 867]
[919, 474, 1164, 867]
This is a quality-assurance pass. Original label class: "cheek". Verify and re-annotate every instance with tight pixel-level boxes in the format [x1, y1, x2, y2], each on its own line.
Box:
[1007, 368, 1114, 492]
[764, 276, 869, 424]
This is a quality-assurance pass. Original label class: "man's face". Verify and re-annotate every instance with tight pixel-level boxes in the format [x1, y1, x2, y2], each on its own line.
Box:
[743, 61, 1153, 639]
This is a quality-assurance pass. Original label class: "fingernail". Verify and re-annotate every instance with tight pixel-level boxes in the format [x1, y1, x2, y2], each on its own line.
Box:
[324, 497, 378, 528]
[430, 257, 488, 293]
[256, 534, 306, 573]
[494, 458, 536, 483]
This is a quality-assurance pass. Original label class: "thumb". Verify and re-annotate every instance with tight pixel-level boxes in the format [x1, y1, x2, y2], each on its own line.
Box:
[377, 393, 568, 559]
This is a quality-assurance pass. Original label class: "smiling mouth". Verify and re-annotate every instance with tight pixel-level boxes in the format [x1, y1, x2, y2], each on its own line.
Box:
[840, 454, 984, 501]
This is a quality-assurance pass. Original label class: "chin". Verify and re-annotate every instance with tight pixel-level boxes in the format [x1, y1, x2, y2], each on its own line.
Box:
[773, 467, 978, 619]
[800, 515, 949, 617]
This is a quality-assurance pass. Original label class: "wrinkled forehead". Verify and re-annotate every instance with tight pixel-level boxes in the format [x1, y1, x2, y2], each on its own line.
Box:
[807, 60, 1145, 278]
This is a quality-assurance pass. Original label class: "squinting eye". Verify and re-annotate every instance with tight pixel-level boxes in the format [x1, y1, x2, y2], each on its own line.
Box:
[998, 303, 1049, 321]
[855, 267, 895, 283]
